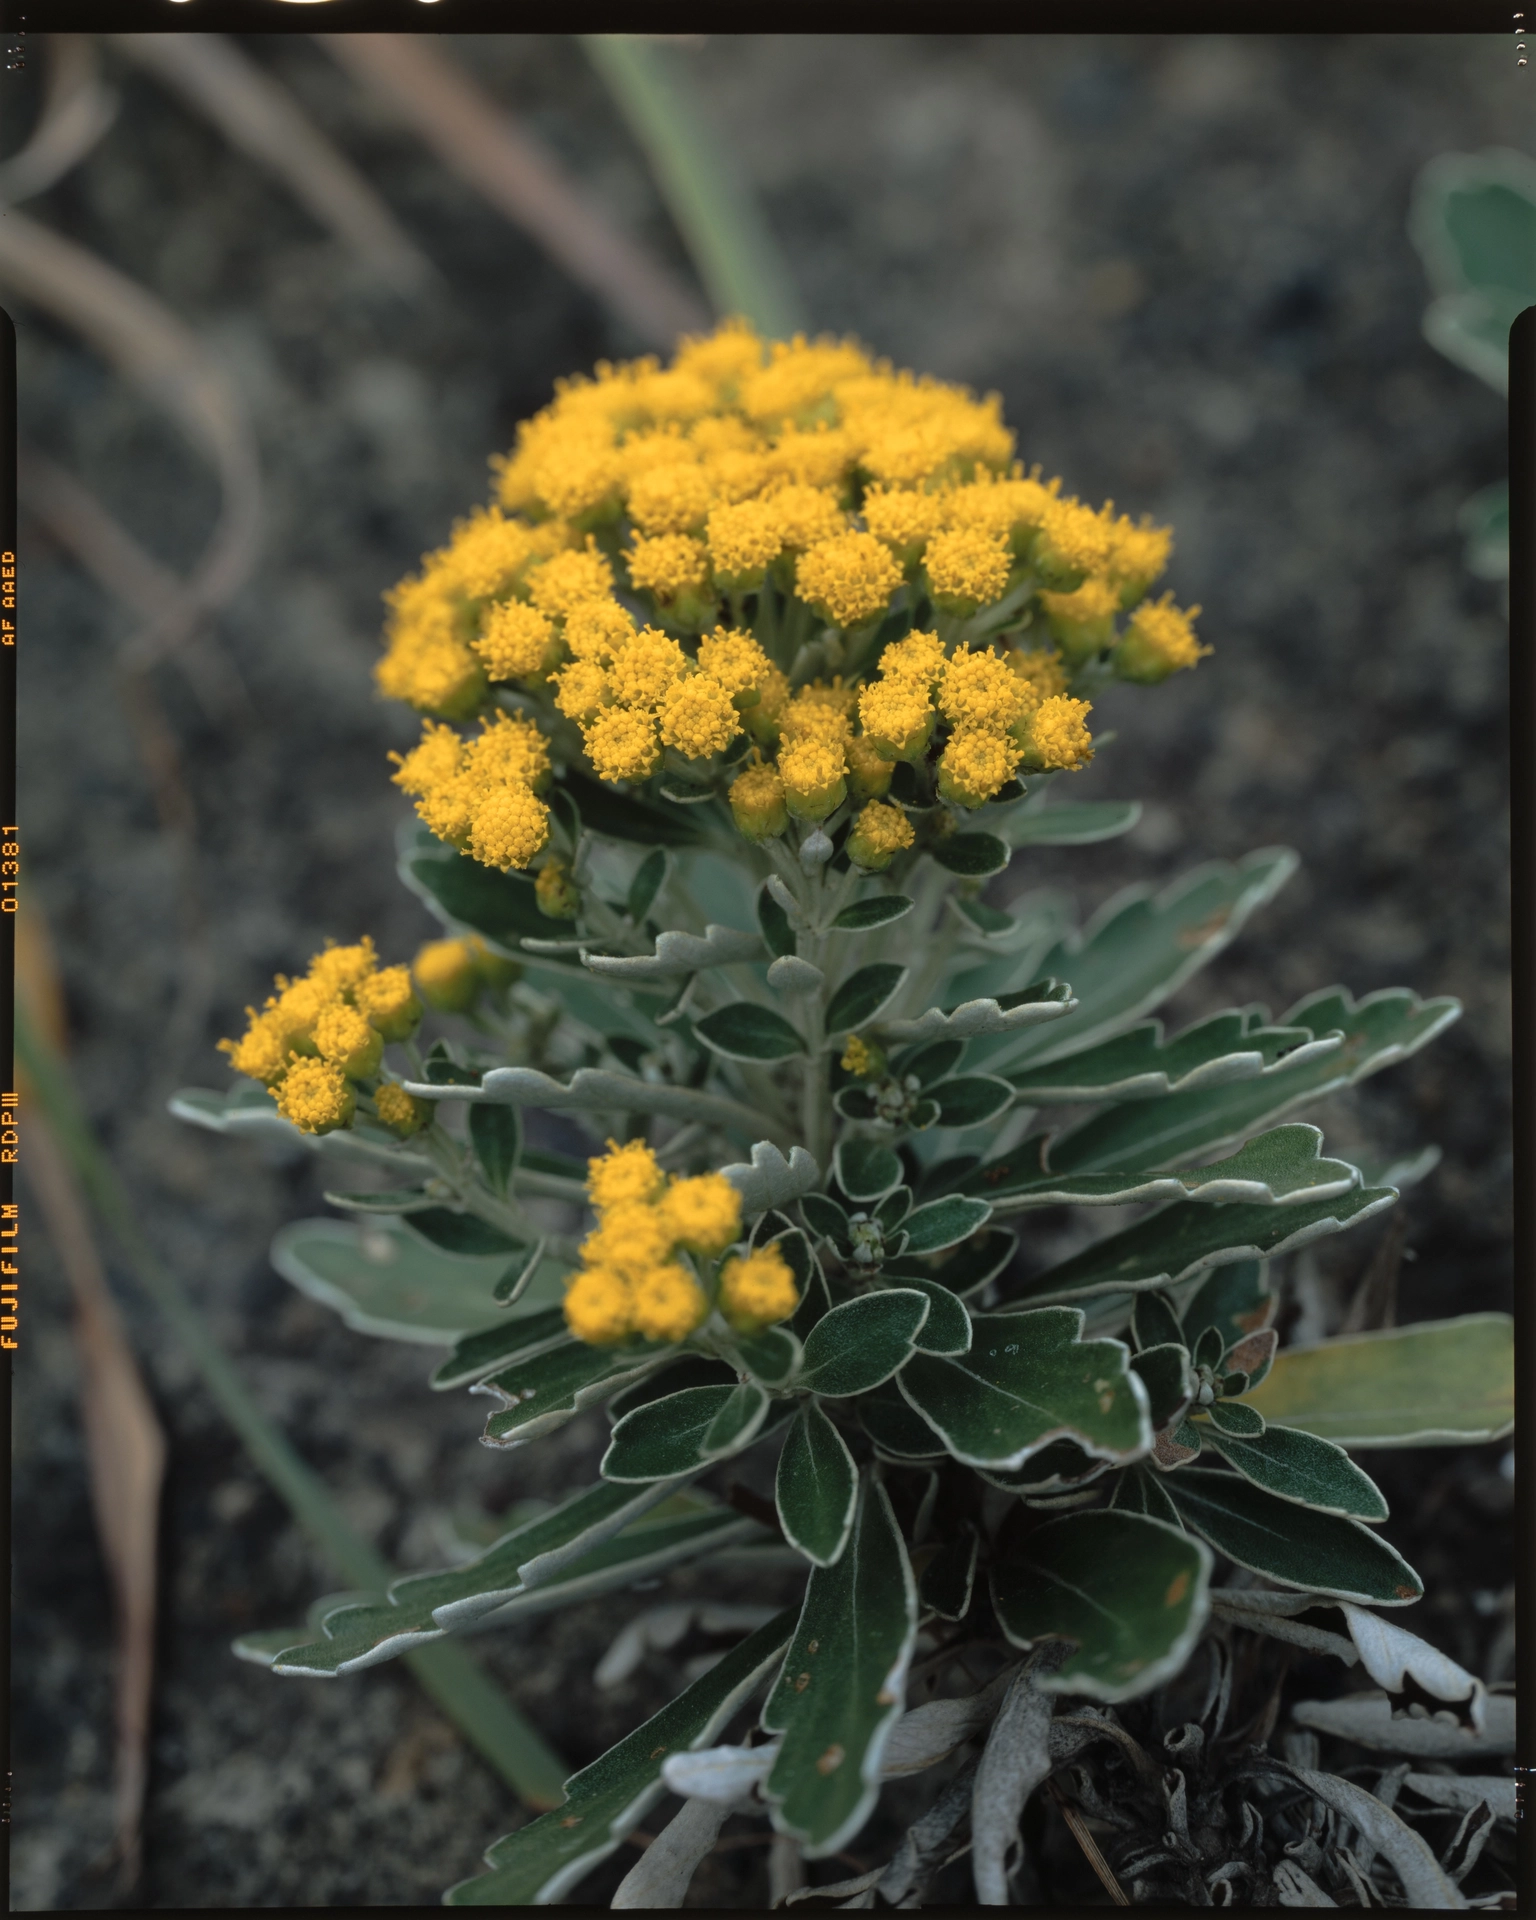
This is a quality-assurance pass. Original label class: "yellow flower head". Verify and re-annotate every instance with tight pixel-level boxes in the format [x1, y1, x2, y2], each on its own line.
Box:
[660, 673, 739, 760]
[584, 706, 662, 783]
[840, 1034, 886, 1078]
[938, 647, 1027, 733]
[528, 541, 616, 618]
[588, 1137, 667, 1211]
[551, 657, 609, 722]
[413, 937, 481, 1012]
[389, 720, 465, 796]
[795, 532, 903, 629]
[1117, 593, 1209, 683]
[1106, 515, 1173, 601]
[563, 1266, 635, 1346]
[718, 1246, 799, 1334]
[535, 857, 580, 920]
[660, 1173, 743, 1257]
[845, 731, 895, 800]
[308, 939, 379, 998]
[1036, 496, 1118, 586]
[858, 675, 935, 762]
[627, 460, 714, 536]
[374, 1082, 433, 1138]
[672, 316, 765, 395]
[925, 525, 1013, 613]
[778, 733, 848, 822]
[467, 783, 550, 871]
[937, 727, 1024, 809]
[847, 799, 916, 871]
[1006, 646, 1069, 711]
[1020, 694, 1095, 772]
[627, 532, 711, 605]
[466, 710, 553, 793]
[878, 628, 947, 688]
[1040, 575, 1121, 663]
[765, 423, 857, 491]
[767, 484, 846, 554]
[353, 965, 422, 1042]
[273, 1058, 356, 1135]
[728, 757, 789, 841]
[706, 497, 783, 584]
[863, 484, 946, 566]
[697, 628, 772, 703]
[414, 769, 480, 849]
[581, 1199, 677, 1280]
[564, 597, 636, 663]
[313, 1000, 384, 1080]
[218, 1010, 294, 1086]
[474, 600, 556, 682]
[743, 665, 791, 746]
[606, 627, 689, 710]
[630, 1263, 710, 1344]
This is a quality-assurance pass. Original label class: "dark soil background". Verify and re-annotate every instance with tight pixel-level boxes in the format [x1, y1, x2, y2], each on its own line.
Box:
[9, 31, 1519, 1909]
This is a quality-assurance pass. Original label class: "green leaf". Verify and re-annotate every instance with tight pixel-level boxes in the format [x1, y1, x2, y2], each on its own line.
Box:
[934, 1076, 1014, 1128]
[758, 882, 797, 959]
[873, 1187, 912, 1235]
[322, 1185, 439, 1214]
[1162, 1469, 1423, 1606]
[967, 849, 1299, 1076]
[930, 832, 1010, 877]
[991, 1510, 1212, 1702]
[1130, 1343, 1193, 1429]
[834, 1138, 905, 1203]
[1240, 1313, 1514, 1446]
[1199, 1420, 1389, 1522]
[1131, 1291, 1184, 1352]
[492, 1239, 548, 1307]
[405, 1209, 526, 1259]
[778, 1231, 830, 1340]
[1109, 1464, 1181, 1525]
[901, 1278, 971, 1356]
[901, 1194, 993, 1255]
[583, 923, 766, 982]
[1206, 1399, 1265, 1438]
[432, 1307, 571, 1390]
[799, 1290, 931, 1397]
[859, 1383, 948, 1461]
[269, 1218, 551, 1345]
[469, 1104, 521, 1197]
[762, 1481, 918, 1856]
[898, 1308, 1150, 1470]
[602, 1382, 772, 1483]
[1038, 988, 1461, 1183]
[980, 1437, 1114, 1495]
[1006, 1010, 1340, 1105]
[892, 1038, 966, 1087]
[481, 1342, 672, 1447]
[826, 963, 908, 1033]
[801, 1192, 851, 1246]
[607, 1355, 738, 1422]
[274, 1484, 751, 1677]
[776, 1404, 859, 1567]
[627, 849, 668, 923]
[1009, 800, 1142, 846]
[967, 1122, 1361, 1214]
[731, 1323, 803, 1389]
[695, 1002, 804, 1061]
[562, 769, 708, 846]
[446, 1611, 795, 1904]
[996, 1186, 1396, 1309]
[881, 977, 1075, 1046]
[1180, 1261, 1275, 1352]
[833, 895, 915, 932]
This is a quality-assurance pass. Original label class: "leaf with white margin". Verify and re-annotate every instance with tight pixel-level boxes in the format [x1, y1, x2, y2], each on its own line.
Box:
[581, 923, 766, 980]
[717, 1140, 821, 1216]
[1241, 1313, 1514, 1447]
[761, 1480, 919, 1856]
[403, 1064, 775, 1145]
[171, 1082, 432, 1173]
[1339, 1603, 1486, 1727]
[879, 979, 1076, 1044]
[969, 1123, 1361, 1215]
[444, 1610, 795, 1905]
[1005, 1008, 1343, 1105]
[1290, 1690, 1514, 1758]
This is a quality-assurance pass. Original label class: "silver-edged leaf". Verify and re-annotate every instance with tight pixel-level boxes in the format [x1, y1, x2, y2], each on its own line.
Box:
[799, 1290, 931, 1397]
[601, 1383, 773, 1483]
[832, 895, 915, 932]
[1198, 1419, 1389, 1521]
[694, 1002, 806, 1061]
[826, 964, 908, 1034]
[581, 923, 765, 980]
[776, 1403, 859, 1567]
[1005, 1008, 1342, 1104]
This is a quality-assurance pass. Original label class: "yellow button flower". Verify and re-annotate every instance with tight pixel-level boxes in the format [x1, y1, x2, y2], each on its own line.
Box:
[718, 1246, 799, 1333]
[937, 727, 1023, 809]
[1116, 593, 1209, 683]
[660, 1173, 743, 1257]
[847, 799, 916, 871]
[925, 525, 1013, 613]
[630, 1264, 710, 1344]
[796, 532, 903, 629]
[660, 673, 739, 760]
[728, 758, 789, 841]
[584, 707, 662, 783]
[563, 1266, 635, 1346]
[474, 600, 556, 681]
[1020, 694, 1095, 772]
[374, 1083, 433, 1138]
[779, 734, 848, 822]
[273, 1058, 356, 1135]
[353, 965, 422, 1042]
[468, 784, 551, 871]
[588, 1138, 667, 1210]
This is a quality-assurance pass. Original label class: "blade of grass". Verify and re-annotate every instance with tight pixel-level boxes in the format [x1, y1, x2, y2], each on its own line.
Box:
[581, 36, 807, 339]
[15, 1003, 570, 1811]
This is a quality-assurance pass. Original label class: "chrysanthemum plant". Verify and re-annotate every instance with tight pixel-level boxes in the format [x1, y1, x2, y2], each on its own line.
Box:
[178, 324, 1513, 1907]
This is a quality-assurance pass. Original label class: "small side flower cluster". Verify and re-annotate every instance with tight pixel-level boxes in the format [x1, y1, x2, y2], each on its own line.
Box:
[375, 321, 1208, 877]
[219, 940, 429, 1137]
[562, 1140, 798, 1347]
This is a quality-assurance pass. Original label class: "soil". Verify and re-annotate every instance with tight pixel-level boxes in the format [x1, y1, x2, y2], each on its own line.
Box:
[9, 30, 1518, 1910]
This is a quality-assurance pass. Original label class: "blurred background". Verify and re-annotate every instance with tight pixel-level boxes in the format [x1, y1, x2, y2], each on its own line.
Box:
[6, 31, 1521, 1908]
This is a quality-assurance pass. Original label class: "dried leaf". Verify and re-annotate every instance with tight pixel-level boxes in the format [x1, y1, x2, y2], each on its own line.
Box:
[1291, 1690, 1514, 1758]
[1404, 1774, 1517, 1821]
[971, 1647, 1063, 1904]
[1278, 1762, 1469, 1908]
[609, 1793, 744, 1907]
[1340, 1603, 1486, 1728]
[1273, 1858, 1339, 1905]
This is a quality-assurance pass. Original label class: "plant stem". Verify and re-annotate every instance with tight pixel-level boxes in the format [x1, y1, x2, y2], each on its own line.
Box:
[15, 1007, 570, 1810]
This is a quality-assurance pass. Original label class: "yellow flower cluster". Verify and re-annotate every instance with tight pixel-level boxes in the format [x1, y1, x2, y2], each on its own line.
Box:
[389, 712, 552, 871]
[219, 940, 424, 1136]
[372, 322, 1206, 869]
[562, 1139, 793, 1347]
[412, 934, 520, 1012]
